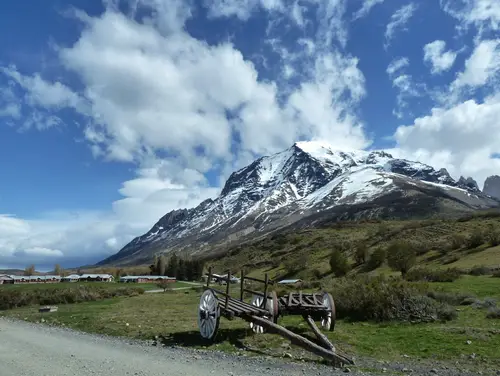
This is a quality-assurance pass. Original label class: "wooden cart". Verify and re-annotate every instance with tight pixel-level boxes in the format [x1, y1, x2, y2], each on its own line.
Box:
[197, 268, 352, 366]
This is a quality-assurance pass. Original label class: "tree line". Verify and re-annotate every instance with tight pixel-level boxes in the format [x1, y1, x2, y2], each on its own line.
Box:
[149, 254, 205, 281]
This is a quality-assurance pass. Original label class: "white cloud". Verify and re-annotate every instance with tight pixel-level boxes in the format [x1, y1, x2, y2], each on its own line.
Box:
[204, 0, 284, 20]
[391, 94, 500, 185]
[353, 0, 384, 21]
[452, 39, 500, 89]
[0, 1, 369, 267]
[384, 3, 418, 48]
[423, 40, 458, 74]
[386, 57, 409, 77]
[441, 0, 500, 37]
[386, 57, 422, 118]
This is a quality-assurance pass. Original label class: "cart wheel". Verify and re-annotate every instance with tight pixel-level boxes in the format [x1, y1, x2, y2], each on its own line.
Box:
[249, 292, 278, 333]
[320, 292, 336, 331]
[198, 289, 220, 341]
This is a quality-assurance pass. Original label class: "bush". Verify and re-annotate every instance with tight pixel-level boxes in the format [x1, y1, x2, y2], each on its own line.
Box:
[329, 250, 351, 277]
[442, 255, 460, 265]
[487, 230, 500, 247]
[427, 291, 477, 306]
[366, 247, 386, 271]
[354, 243, 368, 265]
[467, 229, 485, 249]
[322, 276, 455, 323]
[0, 285, 144, 310]
[486, 307, 500, 319]
[386, 241, 417, 277]
[405, 268, 462, 283]
[492, 271, 500, 278]
[469, 265, 492, 276]
[472, 298, 497, 309]
[450, 234, 466, 250]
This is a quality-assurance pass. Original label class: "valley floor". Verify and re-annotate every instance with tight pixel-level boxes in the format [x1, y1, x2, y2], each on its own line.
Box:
[1, 275, 500, 375]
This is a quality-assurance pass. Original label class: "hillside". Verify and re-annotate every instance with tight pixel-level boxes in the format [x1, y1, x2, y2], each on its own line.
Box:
[207, 212, 500, 280]
[97, 141, 500, 267]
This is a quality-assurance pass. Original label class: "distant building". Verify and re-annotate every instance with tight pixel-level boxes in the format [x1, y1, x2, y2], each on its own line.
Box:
[277, 279, 303, 286]
[79, 274, 114, 282]
[0, 274, 14, 284]
[61, 274, 80, 282]
[118, 275, 176, 283]
[8, 275, 62, 284]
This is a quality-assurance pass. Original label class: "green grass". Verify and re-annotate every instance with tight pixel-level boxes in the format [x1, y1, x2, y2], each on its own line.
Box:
[2, 275, 500, 369]
[0, 281, 193, 291]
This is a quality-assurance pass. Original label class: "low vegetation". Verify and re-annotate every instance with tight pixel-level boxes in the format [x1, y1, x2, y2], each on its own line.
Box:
[322, 275, 455, 323]
[405, 267, 462, 283]
[0, 285, 144, 310]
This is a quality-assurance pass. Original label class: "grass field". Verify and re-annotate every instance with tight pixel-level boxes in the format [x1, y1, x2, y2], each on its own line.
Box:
[2, 275, 500, 371]
[0, 281, 193, 291]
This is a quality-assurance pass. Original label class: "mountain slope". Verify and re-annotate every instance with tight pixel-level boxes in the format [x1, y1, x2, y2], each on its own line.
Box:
[98, 141, 500, 266]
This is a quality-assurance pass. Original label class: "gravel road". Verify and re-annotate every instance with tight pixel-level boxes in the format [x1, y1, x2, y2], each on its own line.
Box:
[1, 317, 497, 376]
[0, 317, 353, 376]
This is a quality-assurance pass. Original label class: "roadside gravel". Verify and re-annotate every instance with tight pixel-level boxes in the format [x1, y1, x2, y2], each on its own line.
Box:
[0, 317, 497, 376]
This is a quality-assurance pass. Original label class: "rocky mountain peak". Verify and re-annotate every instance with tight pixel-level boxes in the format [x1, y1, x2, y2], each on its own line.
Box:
[457, 176, 480, 192]
[483, 175, 500, 199]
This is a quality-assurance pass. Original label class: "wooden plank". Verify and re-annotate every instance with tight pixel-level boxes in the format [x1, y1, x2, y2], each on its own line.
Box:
[245, 315, 354, 366]
[303, 315, 335, 352]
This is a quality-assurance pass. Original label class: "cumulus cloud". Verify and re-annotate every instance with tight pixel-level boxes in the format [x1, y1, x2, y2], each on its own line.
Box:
[423, 40, 458, 74]
[390, 94, 500, 185]
[451, 39, 500, 90]
[0, 0, 368, 267]
[384, 3, 418, 49]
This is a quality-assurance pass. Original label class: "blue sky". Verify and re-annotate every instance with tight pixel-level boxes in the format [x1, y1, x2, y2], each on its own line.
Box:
[0, 0, 499, 270]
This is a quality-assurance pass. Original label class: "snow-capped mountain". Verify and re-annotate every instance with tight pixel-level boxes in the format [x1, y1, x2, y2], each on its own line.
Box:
[98, 141, 499, 266]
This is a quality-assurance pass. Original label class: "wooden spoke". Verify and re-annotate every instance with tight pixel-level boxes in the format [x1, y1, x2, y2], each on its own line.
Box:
[249, 291, 278, 333]
[320, 292, 336, 331]
[198, 289, 220, 340]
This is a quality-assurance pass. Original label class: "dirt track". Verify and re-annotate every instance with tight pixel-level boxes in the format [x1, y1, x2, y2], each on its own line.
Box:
[0, 317, 351, 376]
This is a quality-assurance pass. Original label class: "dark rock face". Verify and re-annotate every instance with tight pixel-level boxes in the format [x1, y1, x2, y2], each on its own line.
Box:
[483, 175, 500, 199]
[96, 142, 500, 267]
[457, 176, 480, 192]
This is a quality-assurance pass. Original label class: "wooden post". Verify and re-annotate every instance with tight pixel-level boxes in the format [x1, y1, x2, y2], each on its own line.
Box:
[263, 273, 268, 310]
[303, 315, 335, 352]
[246, 315, 353, 366]
[240, 269, 244, 301]
[207, 266, 212, 288]
[225, 270, 231, 309]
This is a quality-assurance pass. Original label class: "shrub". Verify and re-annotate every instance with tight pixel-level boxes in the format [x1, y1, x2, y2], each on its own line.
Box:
[469, 265, 492, 276]
[472, 298, 497, 309]
[0, 285, 144, 311]
[492, 271, 500, 278]
[467, 229, 485, 249]
[405, 268, 462, 283]
[487, 230, 500, 247]
[442, 255, 460, 265]
[486, 307, 500, 319]
[322, 276, 454, 323]
[366, 247, 386, 271]
[450, 234, 466, 250]
[354, 243, 368, 265]
[427, 291, 477, 306]
[386, 241, 417, 277]
[329, 249, 351, 277]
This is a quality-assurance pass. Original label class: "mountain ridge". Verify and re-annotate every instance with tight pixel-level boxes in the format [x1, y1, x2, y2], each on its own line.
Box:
[97, 141, 500, 266]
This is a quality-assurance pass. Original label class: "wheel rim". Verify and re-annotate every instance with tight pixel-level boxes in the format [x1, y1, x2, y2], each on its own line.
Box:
[249, 294, 275, 333]
[198, 289, 220, 340]
[321, 292, 335, 331]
